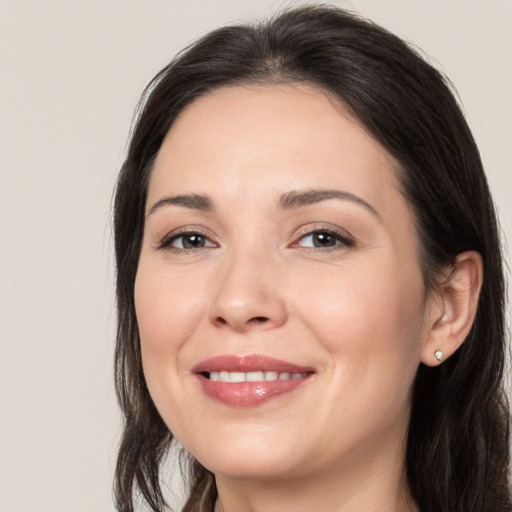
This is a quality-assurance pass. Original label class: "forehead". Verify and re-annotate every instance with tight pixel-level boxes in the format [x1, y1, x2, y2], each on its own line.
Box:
[149, 84, 403, 215]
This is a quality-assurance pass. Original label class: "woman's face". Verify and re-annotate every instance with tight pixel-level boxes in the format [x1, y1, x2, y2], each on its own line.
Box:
[135, 84, 435, 482]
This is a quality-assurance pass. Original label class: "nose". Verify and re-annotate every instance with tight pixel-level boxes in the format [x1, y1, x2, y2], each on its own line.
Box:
[209, 249, 287, 332]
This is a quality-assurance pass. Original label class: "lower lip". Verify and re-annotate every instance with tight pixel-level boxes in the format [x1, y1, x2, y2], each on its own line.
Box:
[196, 375, 312, 407]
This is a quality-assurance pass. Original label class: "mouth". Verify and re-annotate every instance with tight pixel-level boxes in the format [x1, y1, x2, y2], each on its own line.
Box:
[191, 355, 315, 407]
[203, 370, 311, 382]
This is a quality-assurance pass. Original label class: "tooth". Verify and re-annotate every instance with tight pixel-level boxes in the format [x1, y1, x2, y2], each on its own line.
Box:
[209, 370, 306, 383]
[230, 372, 246, 383]
[247, 371, 264, 382]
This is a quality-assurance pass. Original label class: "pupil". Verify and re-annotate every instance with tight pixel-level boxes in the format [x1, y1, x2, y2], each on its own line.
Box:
[183, 235, 204, 248]
[314, 232, 335, 247]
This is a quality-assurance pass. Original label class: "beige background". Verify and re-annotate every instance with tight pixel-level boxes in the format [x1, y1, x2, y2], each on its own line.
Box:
[1, 1, 510, 511]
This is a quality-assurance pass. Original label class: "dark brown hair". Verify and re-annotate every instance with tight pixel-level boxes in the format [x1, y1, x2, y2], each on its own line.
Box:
[113, 5, 511, 511]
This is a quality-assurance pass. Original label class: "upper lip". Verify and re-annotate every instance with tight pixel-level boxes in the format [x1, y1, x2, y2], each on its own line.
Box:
[191, 354, 314, 374]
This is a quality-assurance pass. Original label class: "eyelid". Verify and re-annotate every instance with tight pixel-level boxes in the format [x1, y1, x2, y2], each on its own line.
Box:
[153, 223, 354, 252]
[154, 226, 218, 251]
[289, 224, 355, 249]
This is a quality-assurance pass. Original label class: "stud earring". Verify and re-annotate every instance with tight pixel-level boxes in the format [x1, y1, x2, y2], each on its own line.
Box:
[434, 350, 444, 362]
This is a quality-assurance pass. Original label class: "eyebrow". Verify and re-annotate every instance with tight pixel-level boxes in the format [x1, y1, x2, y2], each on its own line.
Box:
[146, 194, 214, 217]
[279, 189, 380, 217]
[146, 189, 379, 218]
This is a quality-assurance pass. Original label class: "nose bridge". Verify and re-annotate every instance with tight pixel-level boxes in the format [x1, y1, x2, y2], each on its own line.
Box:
[209, 239, 287, 331]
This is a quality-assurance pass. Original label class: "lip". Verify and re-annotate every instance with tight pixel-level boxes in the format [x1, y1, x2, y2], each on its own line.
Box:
[191, 355, 315, 407]
[192, 354, 314, 374]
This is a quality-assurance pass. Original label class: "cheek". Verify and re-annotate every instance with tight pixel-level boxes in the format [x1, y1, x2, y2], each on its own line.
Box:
[134, 261, 207, 407]
[134, 261, 216, 448]
[135, 261, 205, 351]
[292, 258, 426, 395]
[298, 259, 423, 332]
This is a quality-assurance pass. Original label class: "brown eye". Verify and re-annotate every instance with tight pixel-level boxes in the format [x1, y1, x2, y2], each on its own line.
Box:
[178, 234, 207, 248]
[311, 232, 337, 247]
[297, 230, 353, 249]
[163, 232, 216, 250]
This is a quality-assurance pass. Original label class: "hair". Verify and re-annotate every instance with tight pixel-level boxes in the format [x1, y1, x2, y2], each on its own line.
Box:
[113, 5, 511, 512]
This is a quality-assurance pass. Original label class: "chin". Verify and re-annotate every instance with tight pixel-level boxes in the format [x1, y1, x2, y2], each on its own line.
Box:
[187, 432, 307, 481]
[202, 454, 300, 482]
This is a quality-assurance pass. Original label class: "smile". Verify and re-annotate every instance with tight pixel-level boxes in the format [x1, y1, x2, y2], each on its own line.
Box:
[207, 371, 308, 382]
[192, 355, 315, 407]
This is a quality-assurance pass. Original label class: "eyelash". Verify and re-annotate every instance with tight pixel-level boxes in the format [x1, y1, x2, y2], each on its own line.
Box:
[291, 227, 355, 251]
[155, 227, 355, 253]
[156, 229, 216, 253]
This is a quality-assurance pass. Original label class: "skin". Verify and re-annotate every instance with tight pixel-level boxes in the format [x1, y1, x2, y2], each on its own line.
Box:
[135, 84, 482, 512]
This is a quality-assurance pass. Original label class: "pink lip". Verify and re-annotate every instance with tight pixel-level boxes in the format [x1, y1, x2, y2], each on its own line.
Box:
[191, 355, 315, 407]
[192, 354, 314, 374]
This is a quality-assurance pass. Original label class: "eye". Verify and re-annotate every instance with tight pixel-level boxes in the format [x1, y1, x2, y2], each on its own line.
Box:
[158, 231, 217, 251]
[294, 229, 354, 249]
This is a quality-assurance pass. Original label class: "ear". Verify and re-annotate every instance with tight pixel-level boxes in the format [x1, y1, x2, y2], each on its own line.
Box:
[421, 251, 483, 367]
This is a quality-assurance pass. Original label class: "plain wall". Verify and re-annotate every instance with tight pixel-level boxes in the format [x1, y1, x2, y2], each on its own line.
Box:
[1, 1, 510, 511]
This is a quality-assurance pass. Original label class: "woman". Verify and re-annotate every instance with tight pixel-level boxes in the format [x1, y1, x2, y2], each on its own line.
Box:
[113, 5, 511, 512]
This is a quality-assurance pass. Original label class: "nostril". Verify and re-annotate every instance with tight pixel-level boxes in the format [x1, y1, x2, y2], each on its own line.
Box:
[212, 311, 279, 331]
[215, 316, 268, 326]
[249, 316, 269, 324]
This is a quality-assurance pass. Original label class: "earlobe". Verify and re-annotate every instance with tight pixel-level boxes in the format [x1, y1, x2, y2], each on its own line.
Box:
[421, 251, 483, 367]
